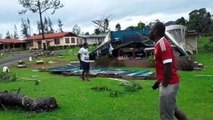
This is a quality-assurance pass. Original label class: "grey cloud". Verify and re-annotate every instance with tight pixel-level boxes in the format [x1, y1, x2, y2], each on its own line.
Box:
[0, 0, 213, 37]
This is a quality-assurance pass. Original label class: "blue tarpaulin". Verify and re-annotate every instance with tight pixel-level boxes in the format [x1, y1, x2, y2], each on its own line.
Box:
[49, 65, 155, 80]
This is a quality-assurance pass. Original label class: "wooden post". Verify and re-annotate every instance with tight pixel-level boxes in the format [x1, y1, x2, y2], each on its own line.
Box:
[13, 43, 15, 51]
[118, 45, 120, 57]
[132, 48, 135, 59]
[3, 44, 5, 51]
[118, 49, 120, 57]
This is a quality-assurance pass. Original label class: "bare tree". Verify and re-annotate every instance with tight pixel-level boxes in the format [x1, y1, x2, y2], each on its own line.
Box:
[92, 15, 112, 33]
[72, 24, 81, 35]
[44, 17, 49, 33]
[5, 31, 12, 39]
[37, 21, 42, 34]
[48, 18, 54, 33]
[21, 18, 31, 38]
[14, 25, 19, 39]
[58, 19, 63, 32]
[19, 0, 63, 40]
[27, 18, 32, 36]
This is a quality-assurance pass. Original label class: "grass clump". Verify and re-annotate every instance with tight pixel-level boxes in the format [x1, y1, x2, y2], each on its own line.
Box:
[122, 82, 142, 92]
[0, 72, 17, 82]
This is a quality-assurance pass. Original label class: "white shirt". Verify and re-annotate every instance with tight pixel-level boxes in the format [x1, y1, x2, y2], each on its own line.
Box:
[78, 47, 90, 62]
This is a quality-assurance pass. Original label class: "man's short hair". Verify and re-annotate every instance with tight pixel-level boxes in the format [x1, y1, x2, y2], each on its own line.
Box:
[83, 42, 88, 46]
[154, 22, 165, 37]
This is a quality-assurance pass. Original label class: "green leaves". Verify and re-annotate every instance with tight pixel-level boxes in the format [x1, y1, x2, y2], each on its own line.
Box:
[187, 8, 212, 33]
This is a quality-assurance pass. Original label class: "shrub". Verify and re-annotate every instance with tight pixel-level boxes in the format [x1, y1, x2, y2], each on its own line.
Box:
[95, 55, 114, 67]
[110, 59, 125, 67]
[179, 57, 194, 71]
[95, 54, 125, 67]
[148, 55, 155, 67]
[0, 72, 17, 82]
[48, 46, 59, 51]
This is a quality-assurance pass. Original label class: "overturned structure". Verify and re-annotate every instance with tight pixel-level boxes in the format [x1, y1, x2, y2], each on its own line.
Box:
[89, 26, 191, 68]
[90, 26, 188, 59]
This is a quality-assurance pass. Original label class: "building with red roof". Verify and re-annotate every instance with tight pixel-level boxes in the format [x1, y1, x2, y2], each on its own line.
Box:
[0, 39, 26, 51]
[24, 32, 84, 49]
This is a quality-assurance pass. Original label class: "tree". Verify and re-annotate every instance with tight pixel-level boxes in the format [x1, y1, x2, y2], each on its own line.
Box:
[14, 25, 19, 39]
[21, 18, 30, 38]
[187, 8, 212, 33]
[136, 21, 145, 30]
[103, 18, 109, 32]
[210, 20, 213, 34]
[5, 31, 12, 39]
[72, 24, 81, 35]
[85, 32, 89, 35]
[27, 18, 32, 36]
[44, 17, 49, 33]
[58, 19, 63, 32]
[41, 17, 54, 34]
[145, 21, 160, 30]
[115, 23, 121, 31]
[37, 21, 42, 34]
[19, 0, 63, 39]
[175, 17, 187, 26]
[48, 17, 54, 33]
[94, 28, 101, 35]
[92, 15, 111, 33]
[125, 26, 137, 30]
[124, 21, 145, 30]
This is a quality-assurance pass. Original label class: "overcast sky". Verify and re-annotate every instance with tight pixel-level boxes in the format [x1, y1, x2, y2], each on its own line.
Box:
[0, 0, 212, 38]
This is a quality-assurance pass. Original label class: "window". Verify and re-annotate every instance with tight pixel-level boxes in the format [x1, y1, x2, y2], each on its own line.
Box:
[71, 38, 75, 43]
[65, 38, 70, 43]
[54, 38, 60, 44]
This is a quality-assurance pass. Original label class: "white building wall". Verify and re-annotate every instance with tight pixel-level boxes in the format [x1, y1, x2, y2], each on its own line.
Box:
[28, 36, 85, 49]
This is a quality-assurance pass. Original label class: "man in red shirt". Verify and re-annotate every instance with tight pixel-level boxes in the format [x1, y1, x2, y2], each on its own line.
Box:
[150, 22, 187, 120]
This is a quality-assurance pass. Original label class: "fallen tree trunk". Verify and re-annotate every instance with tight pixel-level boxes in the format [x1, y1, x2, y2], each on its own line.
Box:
[0, 91, 57, 112]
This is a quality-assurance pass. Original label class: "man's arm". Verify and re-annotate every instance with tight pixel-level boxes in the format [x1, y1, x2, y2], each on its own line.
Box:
[163, 63, 172, 87]
[77, 53, 81, 61]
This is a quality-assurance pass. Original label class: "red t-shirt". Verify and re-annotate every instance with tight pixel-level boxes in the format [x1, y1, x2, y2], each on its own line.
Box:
[154, 37, 180, 84]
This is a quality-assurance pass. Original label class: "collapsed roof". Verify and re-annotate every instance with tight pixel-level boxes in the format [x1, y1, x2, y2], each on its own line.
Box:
[90, 27, 188, 59]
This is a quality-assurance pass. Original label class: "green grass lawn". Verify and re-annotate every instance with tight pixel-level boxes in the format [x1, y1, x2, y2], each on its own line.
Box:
[0, 37, 212, 120]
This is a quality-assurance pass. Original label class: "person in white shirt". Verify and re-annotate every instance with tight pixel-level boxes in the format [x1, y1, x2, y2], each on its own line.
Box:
[77, 43, 90, 81]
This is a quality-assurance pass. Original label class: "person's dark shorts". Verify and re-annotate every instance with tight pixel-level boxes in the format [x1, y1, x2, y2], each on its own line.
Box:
[82, 61, 90, 70]
[80, 61, 83, 70]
